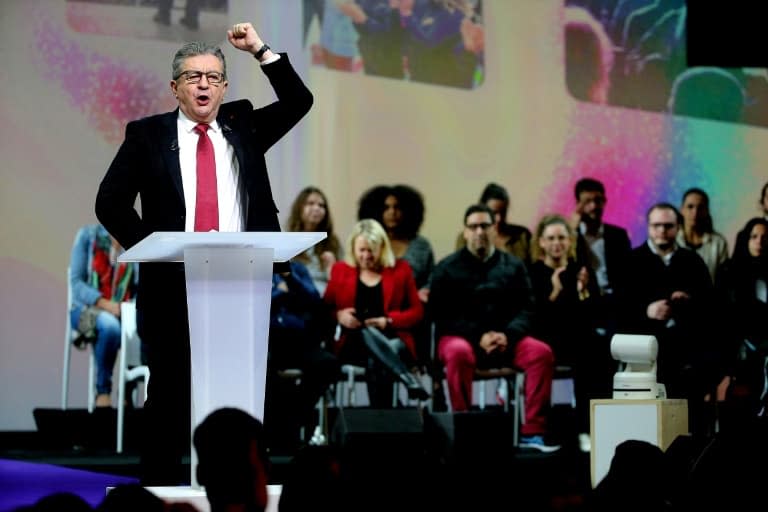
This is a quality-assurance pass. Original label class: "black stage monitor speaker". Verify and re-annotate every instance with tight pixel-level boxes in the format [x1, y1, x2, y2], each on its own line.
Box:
[424, 410, 517, 467]
[33, 407, 144, 451]
[331, 407, 424, 450]
[330, 408, 431, 510]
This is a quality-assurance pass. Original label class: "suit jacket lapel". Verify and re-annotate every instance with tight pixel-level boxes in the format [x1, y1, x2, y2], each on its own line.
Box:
[219, 121, 253, 227]
[218, 102, 250, 182]
[158, 111, 184, 204]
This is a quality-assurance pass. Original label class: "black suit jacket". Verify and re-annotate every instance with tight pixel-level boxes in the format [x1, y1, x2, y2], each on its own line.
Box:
[95, 54, 313, 341]
[576, 222, 632, 295]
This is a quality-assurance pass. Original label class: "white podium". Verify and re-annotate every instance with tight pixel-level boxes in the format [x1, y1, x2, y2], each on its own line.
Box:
[119, 231, 326, 492]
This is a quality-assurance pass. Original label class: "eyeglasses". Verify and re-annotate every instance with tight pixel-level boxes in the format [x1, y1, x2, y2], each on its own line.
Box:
[466, 222, 492, 231]
[649, 222, 677, 230]
[177, 70, 225, 85]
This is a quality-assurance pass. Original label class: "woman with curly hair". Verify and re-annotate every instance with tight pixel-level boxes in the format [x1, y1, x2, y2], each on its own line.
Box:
[357, 184, 434, 301]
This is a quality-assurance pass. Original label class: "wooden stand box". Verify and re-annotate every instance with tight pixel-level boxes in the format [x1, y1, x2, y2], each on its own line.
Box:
[590, 398, 688, 487]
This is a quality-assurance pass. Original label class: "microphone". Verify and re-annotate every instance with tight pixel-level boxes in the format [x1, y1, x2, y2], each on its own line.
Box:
[170, 139, 178, 151]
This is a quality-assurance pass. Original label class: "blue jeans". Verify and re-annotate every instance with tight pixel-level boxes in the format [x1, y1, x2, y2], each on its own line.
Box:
[71, 306, 121, 395]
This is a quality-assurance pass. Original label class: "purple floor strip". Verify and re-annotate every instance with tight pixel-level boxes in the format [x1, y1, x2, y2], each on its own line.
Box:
[0, 459, 138, 511]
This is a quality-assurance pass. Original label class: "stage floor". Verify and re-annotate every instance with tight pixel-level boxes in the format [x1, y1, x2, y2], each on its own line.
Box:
[1, 406, 592, 511]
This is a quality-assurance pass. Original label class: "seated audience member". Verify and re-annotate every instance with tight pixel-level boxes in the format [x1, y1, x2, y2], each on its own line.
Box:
[286, 186, 343, 296]
[571, 177, 631, 331]
[323, 219, 429, 406]
[676, 187, 729, 284]
[357, 184, 436, 392]
[530, 214, 598, 364]
[571, 177, 632, 404]
[265, 260, 340, 451]
[620, 203, 725, 434]
[193, 408, 271, 512]
[529, 214, 602, 442]
[69, 223, 139, 408]
[456, 182, 533, 264]
[430, 204, 560, 452]
[357, 184, 435, 300]
[717, 217, 768, 415]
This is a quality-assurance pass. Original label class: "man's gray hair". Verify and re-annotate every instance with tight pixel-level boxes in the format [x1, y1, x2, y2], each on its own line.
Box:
[171, 42, 227, 80]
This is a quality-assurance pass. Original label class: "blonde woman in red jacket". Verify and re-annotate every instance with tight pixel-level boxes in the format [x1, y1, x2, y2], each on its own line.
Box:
[324, 219, 430, 406]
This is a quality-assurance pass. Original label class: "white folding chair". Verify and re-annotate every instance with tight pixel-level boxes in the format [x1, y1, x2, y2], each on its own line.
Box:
[473, 367, 525, 447]
[117, 301, 150, 453]
[62, 266, 97, 412]
[61, 266, 150, 452]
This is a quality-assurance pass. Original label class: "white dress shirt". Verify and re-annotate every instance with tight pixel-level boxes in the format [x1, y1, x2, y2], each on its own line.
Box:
[178, 110, 243, 232]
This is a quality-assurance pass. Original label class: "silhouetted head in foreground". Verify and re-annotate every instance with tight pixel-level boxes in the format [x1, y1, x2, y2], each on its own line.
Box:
[193, 408, 270, 512]
[587, 440, 671, 511]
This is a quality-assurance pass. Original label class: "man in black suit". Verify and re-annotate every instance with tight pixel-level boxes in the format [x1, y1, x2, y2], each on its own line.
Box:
[572, 178, 632, 304]
[620, 203, 720, 434]
[95, 22, 313, 485]
[571, 178, 633, 416]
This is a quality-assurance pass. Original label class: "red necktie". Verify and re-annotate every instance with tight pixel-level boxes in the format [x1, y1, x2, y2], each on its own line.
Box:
[193, 123, 219, 231]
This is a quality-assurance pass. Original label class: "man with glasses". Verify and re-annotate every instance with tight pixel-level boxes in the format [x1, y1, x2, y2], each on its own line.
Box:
[430, 204, 560, 452]
[96, 22, 313, 485]
[621, 203, 722, 434]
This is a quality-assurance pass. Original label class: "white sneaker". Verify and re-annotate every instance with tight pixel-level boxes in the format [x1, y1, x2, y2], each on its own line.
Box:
[579, 433, 591, 453]
[309, 426, 327, 446]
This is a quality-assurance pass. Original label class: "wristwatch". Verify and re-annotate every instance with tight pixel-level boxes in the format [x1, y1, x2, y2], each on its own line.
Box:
[254, 43, 270, 61]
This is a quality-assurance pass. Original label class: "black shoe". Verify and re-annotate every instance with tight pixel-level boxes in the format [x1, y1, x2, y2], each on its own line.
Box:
[153, 12, 170, 26]
[400, 372, 430, 401]
[179, 17, 199, 30]
[431, 386, 448, 412]
[406, 385, 430, 402]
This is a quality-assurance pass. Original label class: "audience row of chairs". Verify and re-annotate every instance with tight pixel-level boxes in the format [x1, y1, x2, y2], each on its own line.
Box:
[62, 265, 574, 453]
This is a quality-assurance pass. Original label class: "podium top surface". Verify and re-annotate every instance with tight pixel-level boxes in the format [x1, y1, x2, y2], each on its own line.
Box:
[590, 399, 688, 406]
[118, 231, 326, 263]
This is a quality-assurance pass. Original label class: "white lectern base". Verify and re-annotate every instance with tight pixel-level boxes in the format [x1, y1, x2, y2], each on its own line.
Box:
[110, 485, 283, 512]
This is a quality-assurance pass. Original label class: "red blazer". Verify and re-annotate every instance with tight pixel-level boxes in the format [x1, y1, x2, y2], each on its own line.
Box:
[323, 259, 424, 358]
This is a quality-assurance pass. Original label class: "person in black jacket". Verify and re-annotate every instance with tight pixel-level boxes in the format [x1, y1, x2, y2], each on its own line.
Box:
[621, 203, 721, 434]
[431, 204, 560, 452]
[96, 22, 313, 485]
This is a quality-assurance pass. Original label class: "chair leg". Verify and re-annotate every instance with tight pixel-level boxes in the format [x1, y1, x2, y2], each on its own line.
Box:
[87, 349, 96, 413]
[310, 393, 329, 446]
[513, 372, 524, 447]
[62, 335, 71, 410]
[117, 346, 127, 453]
[392, 382, 399, 408]
[501, 378, 509, 413]
[348, 368, 355, 406]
